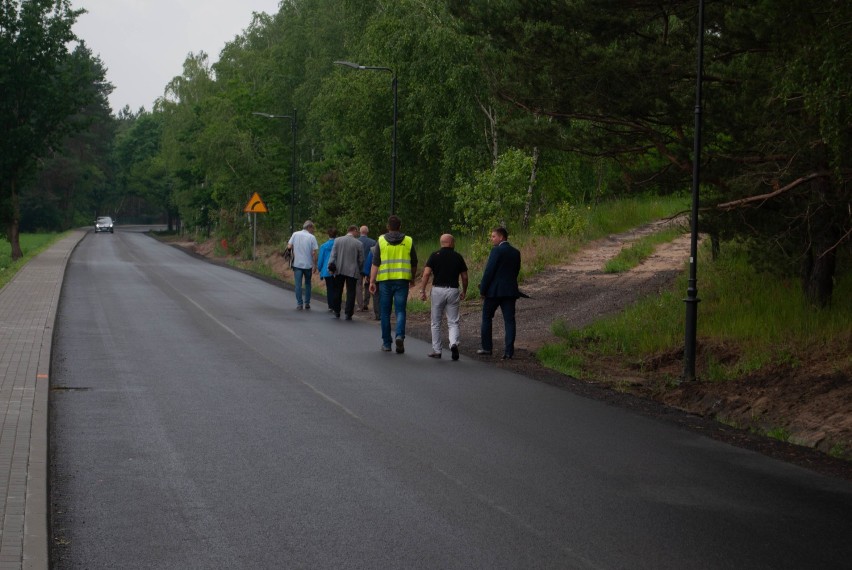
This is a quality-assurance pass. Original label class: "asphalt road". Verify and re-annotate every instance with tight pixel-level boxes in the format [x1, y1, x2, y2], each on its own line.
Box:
[49, 229, 852, 569]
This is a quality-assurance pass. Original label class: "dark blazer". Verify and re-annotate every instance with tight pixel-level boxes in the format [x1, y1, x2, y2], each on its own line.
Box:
[479, 241, 521, 298]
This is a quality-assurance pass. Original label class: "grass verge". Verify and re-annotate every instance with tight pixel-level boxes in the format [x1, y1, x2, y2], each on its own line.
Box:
[540, 240, 852, 382]
[410, 194, 689, 312]
[603, 226, 685, 273]
[0, 233, 68, 290]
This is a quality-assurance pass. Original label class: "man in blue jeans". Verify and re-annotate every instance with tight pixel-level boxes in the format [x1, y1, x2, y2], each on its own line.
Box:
[369, 215, 418, 353]
[286, 220, 319, 310]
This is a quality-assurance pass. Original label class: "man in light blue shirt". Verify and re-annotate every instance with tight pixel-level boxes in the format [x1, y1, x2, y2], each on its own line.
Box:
[286, 220, 319, 310]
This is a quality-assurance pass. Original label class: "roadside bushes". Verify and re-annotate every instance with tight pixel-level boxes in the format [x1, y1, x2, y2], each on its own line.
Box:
[531, 202, 586, 237]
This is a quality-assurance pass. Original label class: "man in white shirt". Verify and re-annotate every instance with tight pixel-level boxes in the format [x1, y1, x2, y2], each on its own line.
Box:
[286, 220, 319, 309]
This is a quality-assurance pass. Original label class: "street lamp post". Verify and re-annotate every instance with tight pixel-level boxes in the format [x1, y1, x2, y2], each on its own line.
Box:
[334, 60, 397, 216]
[252, 110, 298, 234]
[683, 0, 705, 382]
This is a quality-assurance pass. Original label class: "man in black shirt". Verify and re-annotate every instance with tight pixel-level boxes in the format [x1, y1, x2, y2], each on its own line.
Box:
[419, 234, 469, 360]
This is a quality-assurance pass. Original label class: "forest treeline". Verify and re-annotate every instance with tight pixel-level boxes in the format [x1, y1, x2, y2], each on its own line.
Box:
[2, 0, 849, 306]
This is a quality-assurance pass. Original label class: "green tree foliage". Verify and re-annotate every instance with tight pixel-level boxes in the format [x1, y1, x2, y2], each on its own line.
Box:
[451, 0, 851, 305]
[20, 45, 114, 230]
[99, 0, 849, 308]
[453, 148, 532, 237]
[113, 111, 177, 227]
[703, 1, 852, 307]
[0, 0, 102, 257]
[530, 202, 587, 239]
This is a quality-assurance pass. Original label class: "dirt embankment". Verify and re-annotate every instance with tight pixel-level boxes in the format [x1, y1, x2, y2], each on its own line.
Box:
[165, 222, 852, 480]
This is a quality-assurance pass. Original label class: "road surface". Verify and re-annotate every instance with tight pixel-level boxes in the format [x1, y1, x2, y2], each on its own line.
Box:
[49, 229, 852, 569]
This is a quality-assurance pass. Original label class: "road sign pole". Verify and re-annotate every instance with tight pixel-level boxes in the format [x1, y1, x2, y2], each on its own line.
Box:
[253, 212, 257, 261]
[243, 192, 268, 262]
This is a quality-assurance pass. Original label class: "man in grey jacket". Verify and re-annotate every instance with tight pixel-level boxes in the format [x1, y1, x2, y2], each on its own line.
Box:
[329, 225, 365, 320]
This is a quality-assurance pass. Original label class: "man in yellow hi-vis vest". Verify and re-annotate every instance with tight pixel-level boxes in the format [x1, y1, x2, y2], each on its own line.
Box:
[369, 215, 418, 353]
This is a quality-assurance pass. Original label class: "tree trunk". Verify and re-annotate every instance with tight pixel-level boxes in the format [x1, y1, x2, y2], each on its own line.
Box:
[801, 242, 836, 308]
[476, 98, 499, 165]
[522, 146, 540, 229]
[5, 181, 24, 260]
[800, 176, 838, 307]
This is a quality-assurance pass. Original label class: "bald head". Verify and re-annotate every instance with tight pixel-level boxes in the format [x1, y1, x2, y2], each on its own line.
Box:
[440, 234, 455, 248]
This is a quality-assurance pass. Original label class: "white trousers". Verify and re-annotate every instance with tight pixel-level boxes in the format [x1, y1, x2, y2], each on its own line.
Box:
[430, 286, 461, 353]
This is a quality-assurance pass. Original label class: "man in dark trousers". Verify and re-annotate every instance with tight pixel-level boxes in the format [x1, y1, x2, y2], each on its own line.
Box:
[477, 226, 521, 359]
[357, 225, 377, 314]
[328, 225, 364, 320]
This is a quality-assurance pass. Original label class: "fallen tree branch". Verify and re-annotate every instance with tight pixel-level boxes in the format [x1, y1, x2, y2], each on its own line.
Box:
[820, 226, 852, 258]
[715, 172, 830, 211]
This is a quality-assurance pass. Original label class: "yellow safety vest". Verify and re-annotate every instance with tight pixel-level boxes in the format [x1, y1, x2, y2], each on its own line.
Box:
[376, 235, 413, 281]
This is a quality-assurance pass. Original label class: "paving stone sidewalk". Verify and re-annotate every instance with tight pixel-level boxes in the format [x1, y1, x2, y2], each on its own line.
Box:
[0, 230, 86, 570]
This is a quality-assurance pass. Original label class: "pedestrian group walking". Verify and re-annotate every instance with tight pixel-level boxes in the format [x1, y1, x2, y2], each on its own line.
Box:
[290, 216, 520, 361]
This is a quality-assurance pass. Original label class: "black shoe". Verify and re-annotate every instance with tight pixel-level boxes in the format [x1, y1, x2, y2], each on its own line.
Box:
[345, 315, 352, 321]
[476, 349, 492, 355]
[305, 304, 311, 310]
[451, 344, 459, 361]
[395, 337, 405, 354]
[296, 305, 303, 310]
[427, 352, 441, 359]
[502, 354, 512, 360]
[333, 313, 340, 319]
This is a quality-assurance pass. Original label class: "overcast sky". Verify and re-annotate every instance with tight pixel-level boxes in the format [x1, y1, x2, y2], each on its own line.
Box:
[70, 0, 282, 113]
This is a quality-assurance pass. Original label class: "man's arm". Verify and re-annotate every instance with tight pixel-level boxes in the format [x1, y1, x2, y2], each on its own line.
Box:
[311, 238, 319, 272]
[409, 244, 418, 287]
[419, 267, 433, 301]
[479, 248, 498, 297]
[369, 242, 381, 293]
[460, 270, 469, 301]
[369, 263, 379, 294]
[328, 241, 338, 273]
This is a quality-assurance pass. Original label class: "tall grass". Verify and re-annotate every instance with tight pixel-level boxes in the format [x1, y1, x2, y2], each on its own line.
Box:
[604, 226, 685, 273]
[581, 194, 688, 239]
[405, 194, 689, 313]
[246, 194, 691, 314]
[445, 193, 689, 276]
[542, 241, 852, 380]
[0, 233, 67, 290]
[694, 245, 848, 343]
[515, 193, 688, 275]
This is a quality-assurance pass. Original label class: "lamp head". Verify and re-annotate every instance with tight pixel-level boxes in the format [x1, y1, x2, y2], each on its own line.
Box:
[333, 60, 363, 69]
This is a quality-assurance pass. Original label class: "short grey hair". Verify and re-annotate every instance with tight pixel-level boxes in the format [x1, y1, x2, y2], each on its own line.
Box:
[303, 220, 314, 230]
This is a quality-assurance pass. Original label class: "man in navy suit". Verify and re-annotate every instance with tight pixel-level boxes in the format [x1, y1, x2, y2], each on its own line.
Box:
[477, 226, 521, 359]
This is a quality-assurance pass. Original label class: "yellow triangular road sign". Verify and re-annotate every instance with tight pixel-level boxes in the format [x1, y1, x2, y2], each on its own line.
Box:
[244, 192, 268, 213]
